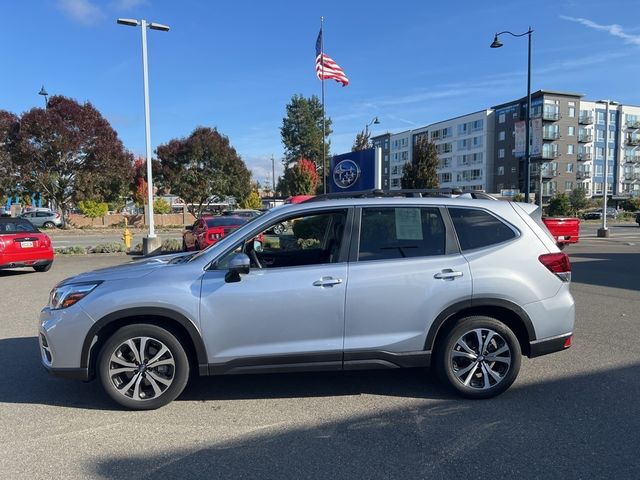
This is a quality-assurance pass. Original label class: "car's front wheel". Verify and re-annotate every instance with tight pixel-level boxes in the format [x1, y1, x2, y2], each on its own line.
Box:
[436, 316, 521, 399]
[98, 324, 190, 410]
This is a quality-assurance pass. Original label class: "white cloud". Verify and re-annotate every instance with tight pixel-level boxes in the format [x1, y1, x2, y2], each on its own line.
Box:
[110, 0, 150, 10]
[57, 0, 104, 24]
[560, 16, 640, 46]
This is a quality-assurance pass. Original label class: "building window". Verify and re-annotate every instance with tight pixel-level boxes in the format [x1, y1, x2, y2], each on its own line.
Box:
[499, 113, 506, 124]
[567, 144, 575, 155]
[498, 148, 505, 159]
[566, 163, 574, 173]
[499, 131, 505, 141]
[597, 111, 605, 124]
[498, 166, 504, 175]
[596, 130, 604, 142]
[511, 166, 517, 173]
[568, 106, 576, 118]
[565, 181, 573, 191]
[568, 126, 575, 136]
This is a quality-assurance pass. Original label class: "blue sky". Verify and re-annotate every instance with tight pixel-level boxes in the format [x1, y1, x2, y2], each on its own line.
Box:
[2, 0, 640, 185]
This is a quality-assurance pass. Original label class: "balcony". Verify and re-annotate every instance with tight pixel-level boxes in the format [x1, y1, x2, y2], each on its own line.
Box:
[623, 173, 640, 181]
[542, 110, 560, 121]
[577, 152, 592, 161]
[579, 114, 594, 125]
[576, 171, 592, 180]
[578, 134, 593, 143]
[626, 137, 640, 146]
[542, 130, 560, 140]
[540, 150, 560, 160]
[624, 155, 640, 163]
[626, 121, 640, 129]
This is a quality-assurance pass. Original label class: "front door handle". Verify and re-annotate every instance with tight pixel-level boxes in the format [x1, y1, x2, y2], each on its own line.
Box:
[313, 277, 343, 287]
[434, 269, 463, 280]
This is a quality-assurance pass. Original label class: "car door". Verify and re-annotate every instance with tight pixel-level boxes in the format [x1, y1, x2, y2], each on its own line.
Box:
[343, 205, 472, 359]
[199, 207, 351, 373]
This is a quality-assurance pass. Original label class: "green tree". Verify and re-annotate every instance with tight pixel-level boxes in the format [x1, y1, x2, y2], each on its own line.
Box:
[281, 94, 332, 169]
[547, 193, 572, 216]
[513, 193, 526, 202]
[620, 196, 640, 211]
[156, 127, 251, 217]
[568, 186, 589, 215]
[153, 198, 172, 214]
[240, 191, 263, 209]
[401, 135, 439, 189]
[279, 158, 319, 196]
[351, 129, 370, 151]
[0, 110, 20, 199]
[11, 96, 133, 226]
[78, 200, 108, 218]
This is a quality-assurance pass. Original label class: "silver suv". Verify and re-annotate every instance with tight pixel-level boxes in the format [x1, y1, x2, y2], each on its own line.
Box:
[40, 192, 575, 409]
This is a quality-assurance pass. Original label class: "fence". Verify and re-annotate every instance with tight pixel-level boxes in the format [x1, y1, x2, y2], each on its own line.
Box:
[68, 211, 196, 228]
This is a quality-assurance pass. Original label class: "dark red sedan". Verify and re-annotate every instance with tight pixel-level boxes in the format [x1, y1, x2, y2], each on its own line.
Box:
[0, 218, 54, 272]
[182, 215, 249, 251]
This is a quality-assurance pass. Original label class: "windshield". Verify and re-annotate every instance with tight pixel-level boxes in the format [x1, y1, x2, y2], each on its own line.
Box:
[205, 217, 248, 228]
[0, 221, 38, 233]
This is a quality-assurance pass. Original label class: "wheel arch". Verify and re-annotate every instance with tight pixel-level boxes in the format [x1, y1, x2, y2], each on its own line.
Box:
[81, 307, 209, 380]
[426, 299, 535, 358]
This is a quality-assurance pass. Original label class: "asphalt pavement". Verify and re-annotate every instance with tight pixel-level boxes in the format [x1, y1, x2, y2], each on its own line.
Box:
[0, 231, 639, 479]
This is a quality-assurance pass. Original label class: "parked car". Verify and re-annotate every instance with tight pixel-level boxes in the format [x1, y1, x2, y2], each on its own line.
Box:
[19, 209, 62, 228]
[0, 218, 54, 272]
[40, 191, 574, 409]
[542, 217, 580, 249]
[582, 208, 617, 220]
[182, 215, 249, 251]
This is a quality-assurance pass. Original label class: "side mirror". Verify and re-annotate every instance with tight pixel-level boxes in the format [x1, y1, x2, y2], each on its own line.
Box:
[225, 252, 250, 283]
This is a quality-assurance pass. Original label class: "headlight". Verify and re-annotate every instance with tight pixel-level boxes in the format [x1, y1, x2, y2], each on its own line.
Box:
[48, 282, 101, 309]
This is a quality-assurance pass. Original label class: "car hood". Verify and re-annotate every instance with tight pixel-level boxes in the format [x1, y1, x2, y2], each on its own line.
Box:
[57, 252, 194, 285]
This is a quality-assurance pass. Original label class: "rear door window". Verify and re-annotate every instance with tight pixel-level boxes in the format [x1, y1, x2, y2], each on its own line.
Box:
[448, 207, 517, 251]
[358, 207, 446, 261]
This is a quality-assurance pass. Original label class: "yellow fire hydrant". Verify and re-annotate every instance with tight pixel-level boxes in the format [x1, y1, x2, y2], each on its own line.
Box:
[122, 217, 132, 250]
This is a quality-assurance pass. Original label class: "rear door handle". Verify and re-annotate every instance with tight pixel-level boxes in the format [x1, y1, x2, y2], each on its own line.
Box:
[434, 269, 463, 280]
[313, 277, 343, 287]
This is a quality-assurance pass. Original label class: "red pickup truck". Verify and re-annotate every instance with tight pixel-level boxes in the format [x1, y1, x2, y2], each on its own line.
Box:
[542, 217, 580, 249]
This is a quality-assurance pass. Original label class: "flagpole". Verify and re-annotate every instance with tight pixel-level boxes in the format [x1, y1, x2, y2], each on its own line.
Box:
[320, 16, 326, 194]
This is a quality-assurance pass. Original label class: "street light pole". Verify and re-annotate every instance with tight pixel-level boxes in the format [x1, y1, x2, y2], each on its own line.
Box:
[364, 116, 380, 145]
[597, 100, 616, 238]
[491, 27, 534, 202]
[38, 86, 49, 108]
[117, 18, 169, 252]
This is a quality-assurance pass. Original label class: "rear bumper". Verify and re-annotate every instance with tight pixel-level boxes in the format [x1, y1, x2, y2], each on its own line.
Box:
[0, 258, 53, 269]
[529, 332, 573, 358]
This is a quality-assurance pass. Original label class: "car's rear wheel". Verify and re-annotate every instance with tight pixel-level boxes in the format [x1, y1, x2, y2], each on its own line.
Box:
[33, 262, 52, 272]
[43, 221, 55, 228]
[98, 324, 190, 410]
[436, 316, 521, 399]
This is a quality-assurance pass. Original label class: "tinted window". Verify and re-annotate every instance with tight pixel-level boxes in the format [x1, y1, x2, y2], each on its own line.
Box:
[358, 207, 445, 261]
[0, 221, 38, 233]
[205, 217, 248, 228]
[36, 211, 52, 217]
[449, 207, 516, 251]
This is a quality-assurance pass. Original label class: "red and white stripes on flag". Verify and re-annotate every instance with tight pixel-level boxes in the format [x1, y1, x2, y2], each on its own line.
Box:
[315, 29, 349, 87]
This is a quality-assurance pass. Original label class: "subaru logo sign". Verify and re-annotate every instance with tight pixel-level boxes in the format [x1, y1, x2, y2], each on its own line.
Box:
[333, 159, 361, 189]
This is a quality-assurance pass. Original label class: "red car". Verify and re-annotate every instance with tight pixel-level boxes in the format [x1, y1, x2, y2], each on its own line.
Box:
[0, 218, 54, 272]
[542, 217, 580, 250]
[183, 215, 249, 251]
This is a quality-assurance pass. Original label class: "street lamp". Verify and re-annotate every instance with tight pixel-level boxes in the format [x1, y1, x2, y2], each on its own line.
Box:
[364, 116, 380, 138]
[38, 85, 48, 108]
[596, 100, 618, 237]
[117, 18, 169, 254]
[491, 27, 533, 202]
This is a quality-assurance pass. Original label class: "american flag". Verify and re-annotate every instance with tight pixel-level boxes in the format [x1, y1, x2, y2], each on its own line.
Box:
[315, 29, 349, 87]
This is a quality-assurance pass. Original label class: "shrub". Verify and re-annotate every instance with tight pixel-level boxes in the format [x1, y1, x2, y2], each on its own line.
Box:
[55, 246, 88, 255]
[91, 242, 125, 253]
[78, 200, 109, 218]
[161, 239, 182, 252]
[153, 198, 172, 214]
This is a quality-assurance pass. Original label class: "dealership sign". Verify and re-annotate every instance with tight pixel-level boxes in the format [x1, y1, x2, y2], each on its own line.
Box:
[330, 148, 382, 192]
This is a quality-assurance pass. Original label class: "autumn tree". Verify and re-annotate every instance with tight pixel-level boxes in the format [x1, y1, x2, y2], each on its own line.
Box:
[352, 129, 370, 151]
[279, 158, 320, 196]
[156, 127, 251, 217]
[281, 94, 332, 170]
[12, 96, 133, 225]
[401, 135, 439, 189]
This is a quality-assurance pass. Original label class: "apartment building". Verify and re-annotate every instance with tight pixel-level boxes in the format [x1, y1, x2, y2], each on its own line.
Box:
[371, 133, 391, 190]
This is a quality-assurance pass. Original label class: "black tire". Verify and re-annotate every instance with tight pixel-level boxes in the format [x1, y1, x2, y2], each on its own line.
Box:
[435, 316, 521, 399]
[33, 262, 52, 272]
[43, 221, 56, 228]
[98, 324, 190, 410]
[182, 238, 188, 252]
[273, 223, 285, 235]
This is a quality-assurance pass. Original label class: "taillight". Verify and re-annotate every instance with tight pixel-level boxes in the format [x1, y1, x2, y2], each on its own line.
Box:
[208, 228, 224, 241]
[564, 335, 573, 348]
[0, 239, 4, 252]
[55, 213, 60, 219]
[539, 252, 571, 282]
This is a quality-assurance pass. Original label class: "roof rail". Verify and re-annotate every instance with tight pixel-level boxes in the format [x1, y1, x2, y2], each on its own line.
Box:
[304, 188, 464, 203]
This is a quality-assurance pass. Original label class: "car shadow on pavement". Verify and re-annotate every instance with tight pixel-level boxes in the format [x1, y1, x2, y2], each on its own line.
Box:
[0, 337, 451, 410]
[90, 363, 640, 479]
[0, 269, 34, 277]
[570, 252, 640, 291]
[0, 337, 119, 411]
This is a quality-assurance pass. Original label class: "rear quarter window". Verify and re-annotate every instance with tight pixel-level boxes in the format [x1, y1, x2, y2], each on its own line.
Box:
[448, 207, 517, 251]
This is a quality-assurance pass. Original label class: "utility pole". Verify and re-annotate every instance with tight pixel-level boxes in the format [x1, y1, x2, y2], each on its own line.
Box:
[271, 155, 276, 194]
